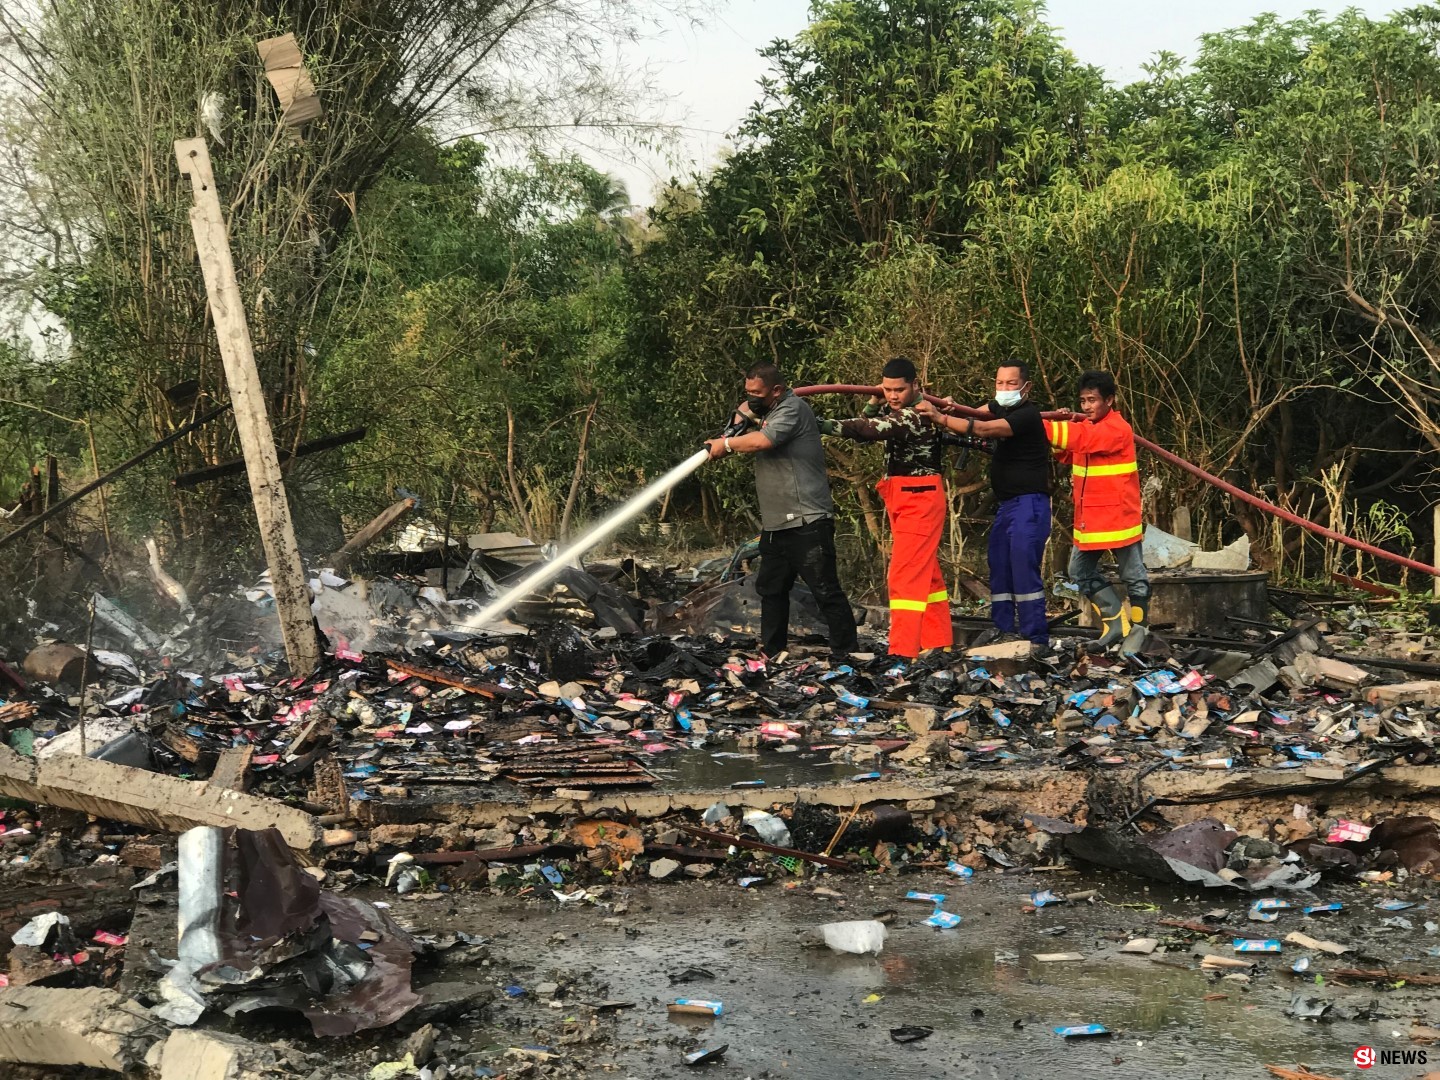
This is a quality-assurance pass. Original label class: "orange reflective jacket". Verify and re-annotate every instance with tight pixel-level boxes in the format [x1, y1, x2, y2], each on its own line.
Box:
[1043, 410, 1143, 550]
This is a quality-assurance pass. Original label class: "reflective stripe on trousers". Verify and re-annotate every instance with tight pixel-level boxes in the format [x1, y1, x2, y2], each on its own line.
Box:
[989, 493, 1052, 645]
[878, 475, 952, 658]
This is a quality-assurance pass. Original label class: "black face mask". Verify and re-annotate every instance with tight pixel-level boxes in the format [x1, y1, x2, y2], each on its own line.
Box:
[746, 395, 774, 416]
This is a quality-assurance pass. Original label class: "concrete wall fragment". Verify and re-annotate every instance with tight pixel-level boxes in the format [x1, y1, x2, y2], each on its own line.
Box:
[0, 743, 320, 853]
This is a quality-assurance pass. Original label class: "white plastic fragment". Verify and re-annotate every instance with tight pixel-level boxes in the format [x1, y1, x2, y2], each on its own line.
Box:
[821, 920, 887, 956]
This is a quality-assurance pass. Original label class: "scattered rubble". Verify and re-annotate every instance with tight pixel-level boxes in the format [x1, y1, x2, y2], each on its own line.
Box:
[1, 540, 1440, 1075]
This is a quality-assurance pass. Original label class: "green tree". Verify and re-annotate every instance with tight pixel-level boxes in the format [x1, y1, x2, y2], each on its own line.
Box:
[315, 139, 662, 542]
[632, 0, 1107, 540]
[0, 0, 675, 555]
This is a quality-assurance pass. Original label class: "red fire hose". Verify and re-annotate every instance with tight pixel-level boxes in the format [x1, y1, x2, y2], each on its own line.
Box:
[794, 383, 1440, 579]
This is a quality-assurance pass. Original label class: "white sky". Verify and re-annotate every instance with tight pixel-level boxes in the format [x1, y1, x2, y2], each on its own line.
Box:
[606, 0, 1400, 206]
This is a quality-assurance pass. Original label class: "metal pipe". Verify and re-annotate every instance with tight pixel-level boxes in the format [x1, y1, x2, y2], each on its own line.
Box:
[155, 825, 225, 1025]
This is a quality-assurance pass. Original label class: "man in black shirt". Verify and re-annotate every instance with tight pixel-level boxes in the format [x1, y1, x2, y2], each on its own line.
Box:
[916, 361, 1052, 649]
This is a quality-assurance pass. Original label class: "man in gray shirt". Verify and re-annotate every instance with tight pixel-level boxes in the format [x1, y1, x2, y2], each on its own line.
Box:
[705, 363, 859, 658]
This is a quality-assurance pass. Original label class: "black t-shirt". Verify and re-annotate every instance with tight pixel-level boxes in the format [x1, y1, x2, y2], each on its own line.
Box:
[990, 401, 1051, 501]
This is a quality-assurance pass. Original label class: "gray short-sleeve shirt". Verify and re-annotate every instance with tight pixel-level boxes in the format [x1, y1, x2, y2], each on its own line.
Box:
[751, 391, 835, 531]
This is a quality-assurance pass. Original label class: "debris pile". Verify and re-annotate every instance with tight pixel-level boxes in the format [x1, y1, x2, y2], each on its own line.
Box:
[3, 544, 1440, 1074]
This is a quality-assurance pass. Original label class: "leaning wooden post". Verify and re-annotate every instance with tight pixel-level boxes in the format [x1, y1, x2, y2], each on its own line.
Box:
[1433, 504, 1440, 601]
[174, 137, 320, 677]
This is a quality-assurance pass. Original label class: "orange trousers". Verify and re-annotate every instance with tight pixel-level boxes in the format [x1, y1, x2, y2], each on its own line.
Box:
[878, 475, 952, 658]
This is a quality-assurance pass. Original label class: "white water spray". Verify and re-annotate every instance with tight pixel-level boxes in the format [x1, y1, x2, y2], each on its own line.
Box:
[465, 448, 712, 630]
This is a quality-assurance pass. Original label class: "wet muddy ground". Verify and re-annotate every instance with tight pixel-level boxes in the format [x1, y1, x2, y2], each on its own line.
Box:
[367, 869, 1440, 1080]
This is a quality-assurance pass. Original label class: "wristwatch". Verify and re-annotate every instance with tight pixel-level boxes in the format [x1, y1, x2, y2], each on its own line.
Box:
[723, 437, 733, 453]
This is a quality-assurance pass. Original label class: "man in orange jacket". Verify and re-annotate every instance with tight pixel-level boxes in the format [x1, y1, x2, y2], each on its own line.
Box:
[1043, 370, 1150, 651]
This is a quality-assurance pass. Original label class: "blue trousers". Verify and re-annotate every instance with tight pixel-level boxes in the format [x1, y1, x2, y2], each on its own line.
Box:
[989, 493, 1051, 645]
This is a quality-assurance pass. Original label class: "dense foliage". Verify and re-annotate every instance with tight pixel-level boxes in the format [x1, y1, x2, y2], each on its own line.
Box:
[2, 0, 1438, 585]
[633, 1, 1440, 579]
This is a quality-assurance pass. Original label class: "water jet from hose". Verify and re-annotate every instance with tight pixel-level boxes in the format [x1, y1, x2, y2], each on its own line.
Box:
[464, 448, 711, 630]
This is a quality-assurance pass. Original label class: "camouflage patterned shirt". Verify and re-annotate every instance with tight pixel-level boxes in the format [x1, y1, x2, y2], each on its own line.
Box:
[822, 399, 946, 477]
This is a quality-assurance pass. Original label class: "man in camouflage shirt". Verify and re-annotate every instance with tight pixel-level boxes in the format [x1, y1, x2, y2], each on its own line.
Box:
[818, 356, 954, 658]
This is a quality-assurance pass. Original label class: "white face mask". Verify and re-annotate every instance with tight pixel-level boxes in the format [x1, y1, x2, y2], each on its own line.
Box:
[994, 389, 1023, 408]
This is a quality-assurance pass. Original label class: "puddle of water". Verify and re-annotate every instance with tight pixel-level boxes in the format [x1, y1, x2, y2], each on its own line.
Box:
[455, 874, 1415, 1080]
[649, 739, 890, 791]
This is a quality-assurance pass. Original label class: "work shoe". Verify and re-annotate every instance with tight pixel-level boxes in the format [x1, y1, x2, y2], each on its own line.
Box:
[1120, 596, 1150, 654]
[1088, 585, 1130, 648]
[968, 628, 1018, 649]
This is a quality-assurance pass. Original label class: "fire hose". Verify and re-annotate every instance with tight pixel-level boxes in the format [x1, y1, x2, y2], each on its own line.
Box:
[794, 383, 1440, 580]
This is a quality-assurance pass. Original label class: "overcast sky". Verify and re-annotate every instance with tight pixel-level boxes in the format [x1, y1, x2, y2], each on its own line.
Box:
[604, 0, 1399, 206]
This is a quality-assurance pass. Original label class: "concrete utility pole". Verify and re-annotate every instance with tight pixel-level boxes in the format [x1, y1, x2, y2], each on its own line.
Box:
[174, 137, 320, 677]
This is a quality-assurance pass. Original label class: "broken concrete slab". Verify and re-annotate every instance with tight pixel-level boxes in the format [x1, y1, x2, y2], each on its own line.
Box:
[1293, 652, 1371, 691]
[964, 639, 1032, 660]
[0, 986, 167, 1072]
[1365, 680, 1440, 708]
[904, 706, 938, 735]
[355, 779, 954, 827]
[891, 731, 950, 763]
[35, 716, 137, 760]
[0, 743, 320, 854]
[353, 756, 1440, 835]
[209, 745, 254, 792]
[156, 1029, 281, 1080]
[1146, 763, 1440, 801]
[8, 944, 78, 988]
[1190, 534, 1250, 571]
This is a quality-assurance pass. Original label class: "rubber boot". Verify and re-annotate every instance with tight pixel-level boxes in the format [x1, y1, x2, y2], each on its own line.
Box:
[1120, 595, 1150, 654]
[1088, 585, 1130, 648]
